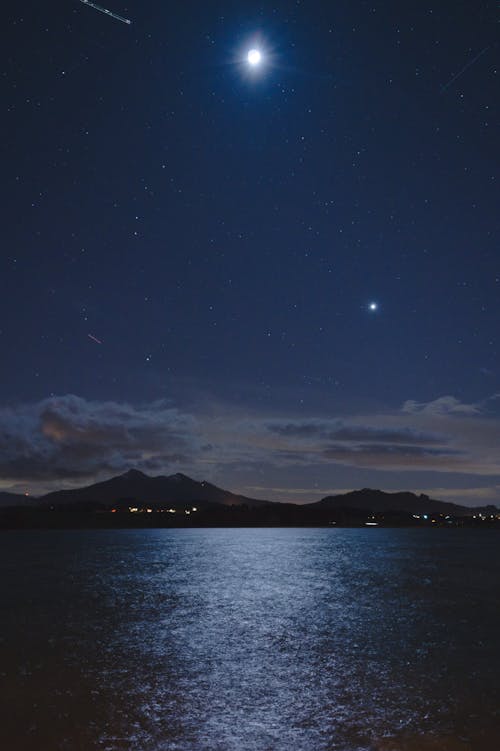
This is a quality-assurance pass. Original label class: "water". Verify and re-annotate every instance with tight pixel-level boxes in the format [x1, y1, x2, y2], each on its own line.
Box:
[1, 528, 499, 750]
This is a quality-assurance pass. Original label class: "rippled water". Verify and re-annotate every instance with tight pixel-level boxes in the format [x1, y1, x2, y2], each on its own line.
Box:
[1, 528, 499, 750]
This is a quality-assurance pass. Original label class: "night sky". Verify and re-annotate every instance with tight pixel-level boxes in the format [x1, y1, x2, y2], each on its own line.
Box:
[2, 1, 499, 503]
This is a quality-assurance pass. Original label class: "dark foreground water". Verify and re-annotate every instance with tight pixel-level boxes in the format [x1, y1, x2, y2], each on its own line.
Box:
[1, 528, 499, 751]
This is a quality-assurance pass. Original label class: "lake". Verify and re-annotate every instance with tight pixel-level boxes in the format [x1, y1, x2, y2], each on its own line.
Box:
[1, 528, 499, 750]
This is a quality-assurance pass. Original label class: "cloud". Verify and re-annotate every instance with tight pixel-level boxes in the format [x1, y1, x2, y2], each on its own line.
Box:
[401, 396, 480, 415]
[260, 402, 500, 476]
[3, 392, 500, 501]
[268, 422, 327, 438]
[0, 395, 198, 485]
[321, 442, 463, 470]
[268, 420, 442, 445]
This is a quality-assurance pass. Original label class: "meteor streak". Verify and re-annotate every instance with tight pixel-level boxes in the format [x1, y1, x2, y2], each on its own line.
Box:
[441, 46, 489, 91]
[77, 0, 131, 25]
[88, 333, 103, 344]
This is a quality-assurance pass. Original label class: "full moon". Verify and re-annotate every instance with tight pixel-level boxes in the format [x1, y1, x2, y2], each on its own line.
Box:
[247, 49, 262, 66]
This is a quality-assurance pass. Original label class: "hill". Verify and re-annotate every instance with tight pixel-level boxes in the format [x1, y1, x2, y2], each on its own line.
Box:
[308, 488, 494, 516]
[0, 491, 32, 508]
[39, 469, 269, 509]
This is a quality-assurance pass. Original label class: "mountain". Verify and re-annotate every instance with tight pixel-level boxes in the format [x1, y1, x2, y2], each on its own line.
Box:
[3, 474, 498, 529]
[0, 491, 33, 508]
[308, 488, 489, 516]
[15, 472, 497, 517]
[39, 469, 269, 509]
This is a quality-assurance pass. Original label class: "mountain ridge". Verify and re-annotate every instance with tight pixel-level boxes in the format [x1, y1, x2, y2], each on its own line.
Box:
[0, 491, 32, 508]
[307, 487, 496, 516]
[38, 469, 269, 509]
[1, 471, 497, 515]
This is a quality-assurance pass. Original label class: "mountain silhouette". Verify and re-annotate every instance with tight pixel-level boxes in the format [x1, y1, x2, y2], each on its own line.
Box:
[308, 488, 487, 516]
[39, 469, 269, 508]
[0, 491, 31, 508]
[3, 472, 496, 517]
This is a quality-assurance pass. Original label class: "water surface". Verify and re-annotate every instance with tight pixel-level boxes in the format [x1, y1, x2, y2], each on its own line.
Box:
[1, 528, 499, 750]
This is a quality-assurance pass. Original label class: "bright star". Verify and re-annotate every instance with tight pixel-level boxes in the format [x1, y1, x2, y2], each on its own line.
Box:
[368, 302, 379, 312]
[247, 49, 262, 66]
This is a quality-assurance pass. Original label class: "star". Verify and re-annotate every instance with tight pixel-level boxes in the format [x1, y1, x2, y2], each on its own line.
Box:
[368, 302, 379, 312]
[247, 49, 262, 66]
